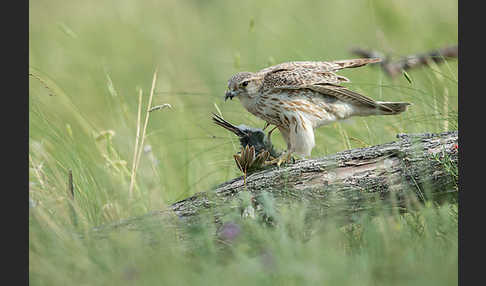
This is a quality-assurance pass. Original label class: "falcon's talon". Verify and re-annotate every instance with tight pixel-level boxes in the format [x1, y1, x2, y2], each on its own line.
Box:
[276, 158, 284, 168]
[265, 152, 293, 167]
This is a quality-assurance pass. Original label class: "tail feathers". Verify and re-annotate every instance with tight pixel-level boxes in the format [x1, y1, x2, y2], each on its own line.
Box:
[377, 102, 411, 114]
[211, 113, 245, 137]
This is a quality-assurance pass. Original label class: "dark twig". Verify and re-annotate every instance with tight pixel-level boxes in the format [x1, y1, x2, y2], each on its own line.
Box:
[67, 169, 78, 227]
[350, 45, 458, 78]
[29, 72, 56, 96]
[68, 169, 74, 199]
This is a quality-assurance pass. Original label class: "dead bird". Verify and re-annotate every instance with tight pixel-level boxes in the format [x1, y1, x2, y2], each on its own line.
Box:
[211, 113, 281, 174]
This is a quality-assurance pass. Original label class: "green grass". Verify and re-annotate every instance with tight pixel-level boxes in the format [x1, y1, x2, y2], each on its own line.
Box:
[29, 0, 457, 285]
[30, 200, 458, 286]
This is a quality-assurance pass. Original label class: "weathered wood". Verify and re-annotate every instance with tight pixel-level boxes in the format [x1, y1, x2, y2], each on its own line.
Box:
[167, 131, 457, 220]
[94, 131, 458, 233]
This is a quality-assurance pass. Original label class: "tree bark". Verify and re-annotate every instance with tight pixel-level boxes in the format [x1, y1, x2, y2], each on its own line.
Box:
[167, 131, 457, 220]
[95, 131, 458, 232]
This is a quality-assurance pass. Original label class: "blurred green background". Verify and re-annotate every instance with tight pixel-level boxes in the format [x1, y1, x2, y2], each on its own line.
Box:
[30, 0, 457, 209]
[29, 1, 457, 284]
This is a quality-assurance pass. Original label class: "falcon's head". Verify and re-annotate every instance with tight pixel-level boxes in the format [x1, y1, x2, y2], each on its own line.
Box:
[225, 72, 260, 101]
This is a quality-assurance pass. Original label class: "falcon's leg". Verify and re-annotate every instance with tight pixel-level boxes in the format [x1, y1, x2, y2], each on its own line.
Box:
[276, 151, 293, 167]
[289, 117, 315, 158]
[265, 126, 294, 167]
[266, 125, 279, 161]
[268, 115, 315, 166]
[262, 122, 270, 131]
[278, 126, 292, 150]
[267, 126, 278, 140]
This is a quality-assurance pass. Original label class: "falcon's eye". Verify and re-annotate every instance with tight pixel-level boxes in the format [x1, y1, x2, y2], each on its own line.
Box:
[241, 81, 249, 87]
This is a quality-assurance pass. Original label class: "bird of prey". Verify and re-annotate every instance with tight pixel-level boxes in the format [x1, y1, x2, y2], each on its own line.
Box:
[224, 58, 410, 165]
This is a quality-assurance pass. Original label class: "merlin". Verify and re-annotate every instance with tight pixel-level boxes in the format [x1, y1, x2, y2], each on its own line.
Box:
[224, 58, 410, 165]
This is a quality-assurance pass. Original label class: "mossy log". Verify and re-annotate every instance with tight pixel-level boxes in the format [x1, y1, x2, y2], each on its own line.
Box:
[95, 131, 458, 232]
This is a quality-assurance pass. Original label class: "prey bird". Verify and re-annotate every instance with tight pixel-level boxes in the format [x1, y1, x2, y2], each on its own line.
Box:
[212, 113, 279, 175]
[224, 58, 410, 166]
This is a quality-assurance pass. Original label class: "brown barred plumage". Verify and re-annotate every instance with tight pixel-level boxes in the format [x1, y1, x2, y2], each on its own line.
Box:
[224, 58, 410, 162]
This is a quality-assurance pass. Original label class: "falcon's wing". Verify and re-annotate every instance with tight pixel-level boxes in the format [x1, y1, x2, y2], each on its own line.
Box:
[305, 84, 393, 112]
[261, 68, 350, 90]
[258, 58, 381, 75]
[261, 68, 394, 112]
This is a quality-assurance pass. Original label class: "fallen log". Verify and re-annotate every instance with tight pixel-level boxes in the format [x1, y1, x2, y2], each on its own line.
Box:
[94, 130, 458, 233]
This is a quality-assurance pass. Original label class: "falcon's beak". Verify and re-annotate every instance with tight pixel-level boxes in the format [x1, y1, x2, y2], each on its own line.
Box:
[225, 90, 236, 101]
